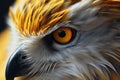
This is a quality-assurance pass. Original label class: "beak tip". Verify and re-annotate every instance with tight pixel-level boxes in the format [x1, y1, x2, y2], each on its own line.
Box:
[5, 49, 28, 80]
[5, 51, 21, 80]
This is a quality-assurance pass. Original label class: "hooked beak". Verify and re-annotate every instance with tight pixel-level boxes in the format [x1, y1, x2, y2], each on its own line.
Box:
[6, 46, 30, 80]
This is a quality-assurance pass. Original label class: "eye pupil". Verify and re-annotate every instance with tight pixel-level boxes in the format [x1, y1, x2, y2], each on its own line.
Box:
[58, 30, 66, 38]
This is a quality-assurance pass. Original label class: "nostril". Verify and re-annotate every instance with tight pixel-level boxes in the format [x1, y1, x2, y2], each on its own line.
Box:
[20, 55, 27, 60]
[19, 54, 27, 63]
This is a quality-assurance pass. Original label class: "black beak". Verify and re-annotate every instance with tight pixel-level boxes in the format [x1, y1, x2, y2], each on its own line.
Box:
[6, 46, 30, 80]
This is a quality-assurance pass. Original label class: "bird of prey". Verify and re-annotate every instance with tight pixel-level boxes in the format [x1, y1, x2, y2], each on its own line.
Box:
[4, 0, 120, 80]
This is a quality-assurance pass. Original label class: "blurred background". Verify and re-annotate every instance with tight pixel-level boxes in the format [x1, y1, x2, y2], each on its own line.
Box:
[0, 0, 15, 33]
[0, 1, 15, 80]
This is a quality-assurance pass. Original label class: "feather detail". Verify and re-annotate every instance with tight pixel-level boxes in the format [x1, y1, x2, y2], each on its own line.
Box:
[9, 0, 75, 37]
[98, 0, 120, 19]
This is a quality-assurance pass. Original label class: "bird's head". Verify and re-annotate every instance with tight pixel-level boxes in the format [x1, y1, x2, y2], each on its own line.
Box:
[6, 0, 120, 80]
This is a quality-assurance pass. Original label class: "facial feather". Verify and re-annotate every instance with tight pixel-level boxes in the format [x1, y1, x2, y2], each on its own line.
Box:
[7, 0, 120, 80]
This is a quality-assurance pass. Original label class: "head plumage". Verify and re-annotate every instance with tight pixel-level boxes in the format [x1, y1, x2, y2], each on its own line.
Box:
[9, 0, 81, 37]
[9, 0, 120, 37]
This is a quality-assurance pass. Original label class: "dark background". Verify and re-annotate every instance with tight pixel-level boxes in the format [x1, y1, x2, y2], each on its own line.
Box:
[0, 0, 15, 32]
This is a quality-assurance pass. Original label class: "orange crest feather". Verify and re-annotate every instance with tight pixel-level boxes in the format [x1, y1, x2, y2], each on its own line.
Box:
[9, 0, 80, 36]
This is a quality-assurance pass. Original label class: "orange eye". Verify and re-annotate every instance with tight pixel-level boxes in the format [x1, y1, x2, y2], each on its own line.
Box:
[53, 27, 75, 44]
